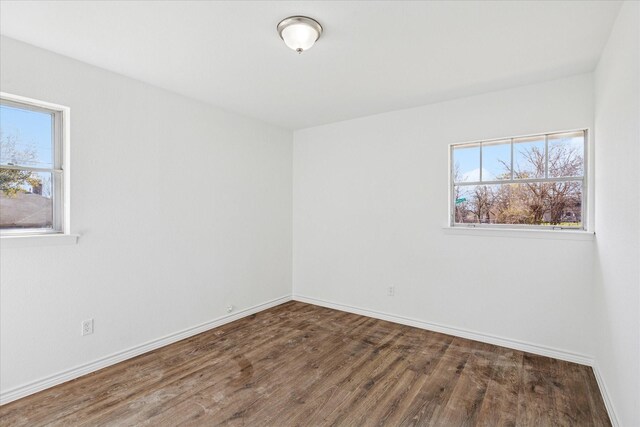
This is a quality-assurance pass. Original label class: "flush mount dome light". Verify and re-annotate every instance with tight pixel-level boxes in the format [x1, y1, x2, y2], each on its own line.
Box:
[277, 16, 323, 54]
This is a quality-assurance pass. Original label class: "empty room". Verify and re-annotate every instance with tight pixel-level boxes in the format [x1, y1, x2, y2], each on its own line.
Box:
[0, 1, 638, 426]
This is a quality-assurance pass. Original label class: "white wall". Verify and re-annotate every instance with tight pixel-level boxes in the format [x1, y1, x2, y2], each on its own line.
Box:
[593, 2, 640, 425]
[0, 37, 292, 395]
[293, 74, 596, 358]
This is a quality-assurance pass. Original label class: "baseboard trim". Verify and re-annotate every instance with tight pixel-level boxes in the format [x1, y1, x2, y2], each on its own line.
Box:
[591, 363, 620, 427]
[293, 295, 594, 366]
[0, 294, 292, 406]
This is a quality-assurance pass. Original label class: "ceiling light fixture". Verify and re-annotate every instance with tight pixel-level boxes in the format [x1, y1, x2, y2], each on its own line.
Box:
[277, 16, 323, 54]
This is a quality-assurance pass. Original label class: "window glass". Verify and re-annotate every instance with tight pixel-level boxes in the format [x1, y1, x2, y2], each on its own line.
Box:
[481, 140, 511, 181]
[0, 171, 53, 229]
[548, 131, 584, 178]
[453, 184, 498, 224]
[0, 104, 54, 169]
[452, 143, 480, 182]
[513, 136, 545, 179]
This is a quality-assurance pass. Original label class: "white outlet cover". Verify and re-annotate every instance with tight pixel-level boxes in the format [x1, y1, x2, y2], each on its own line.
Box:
[82, 319, 94, 336]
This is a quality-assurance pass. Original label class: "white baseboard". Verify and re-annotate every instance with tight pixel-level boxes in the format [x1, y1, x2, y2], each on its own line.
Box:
[293, 295, 594, 366]
[591, 363, 620, 427]
[0, 295, 292, 406]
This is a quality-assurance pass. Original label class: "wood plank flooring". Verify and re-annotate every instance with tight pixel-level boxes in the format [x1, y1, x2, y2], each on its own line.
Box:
[0, 301, 610, 426]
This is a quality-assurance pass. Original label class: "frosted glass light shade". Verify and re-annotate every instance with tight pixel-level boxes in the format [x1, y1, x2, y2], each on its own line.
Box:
[277, 16, 323, 53]
[282, 24, 318, 52]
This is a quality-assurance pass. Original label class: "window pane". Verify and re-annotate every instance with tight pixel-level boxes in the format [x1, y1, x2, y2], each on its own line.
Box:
[548, 131, 584, 178]
[0, 103, 54, 168]
[0, 171, 53, 229]
[545, 181, 582, 226]
[453, 185, 498, 224]
[513, 136, 545, 179]
[452, 144, 480, 182]
[481, 140, 511, 181]
[499, 182, 582, 226]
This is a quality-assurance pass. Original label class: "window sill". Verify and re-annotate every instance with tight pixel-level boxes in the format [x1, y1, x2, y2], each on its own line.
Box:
[442, 227, 595, 241]
[0, 233, 80, 248]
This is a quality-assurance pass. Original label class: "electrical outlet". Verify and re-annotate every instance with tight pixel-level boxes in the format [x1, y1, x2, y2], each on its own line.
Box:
[227, 305, 234, 313]
[387, 286, 395, 296]
[81, 319, 94, 336]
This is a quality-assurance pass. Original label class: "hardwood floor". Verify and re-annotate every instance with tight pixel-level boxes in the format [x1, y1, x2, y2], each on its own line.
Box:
[0, 301, 610, 426]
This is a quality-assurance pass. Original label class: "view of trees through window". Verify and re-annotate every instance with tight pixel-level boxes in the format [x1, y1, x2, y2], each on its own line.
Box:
[0, 101, 56, 231]
[451, 130, 586, 229]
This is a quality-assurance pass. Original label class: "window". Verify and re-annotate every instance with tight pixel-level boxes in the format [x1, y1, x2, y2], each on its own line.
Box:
[0, 93, 69, 236]
[450, 130, 587, 230]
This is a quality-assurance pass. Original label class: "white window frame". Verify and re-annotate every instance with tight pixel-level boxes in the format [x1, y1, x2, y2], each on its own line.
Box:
[449, 129, 589, 231]
[0, 92, 71, 237]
